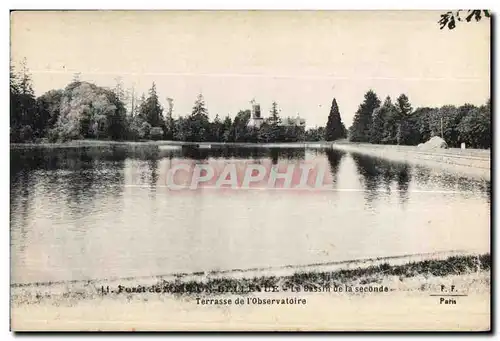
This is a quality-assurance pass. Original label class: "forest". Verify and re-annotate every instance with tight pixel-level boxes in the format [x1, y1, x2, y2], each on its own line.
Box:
[348, 90, 491, 149]
[10, 60, 490, 149]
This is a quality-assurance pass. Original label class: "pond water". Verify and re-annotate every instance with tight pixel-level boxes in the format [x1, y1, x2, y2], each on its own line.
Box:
[10, 145, 490, 284]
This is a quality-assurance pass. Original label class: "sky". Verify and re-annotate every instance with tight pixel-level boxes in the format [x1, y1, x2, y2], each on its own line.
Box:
[10, 10, 490, 128]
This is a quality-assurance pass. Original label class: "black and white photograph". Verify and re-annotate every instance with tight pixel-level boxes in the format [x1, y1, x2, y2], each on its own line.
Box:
[9, 10, 491, 331]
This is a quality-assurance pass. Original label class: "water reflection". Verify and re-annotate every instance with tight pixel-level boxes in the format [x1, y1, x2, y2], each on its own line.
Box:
[10, 145, 491, 284]
[350, 152, 412, 205]
[412, 165, 490, 201]
[179, 146, 306, 162]
[325, 149, 345, 186]
[396, 164, 411, 204]
[180, 145, 208, 160]
[148, 157, 160, 191]
[11, 147, 126, 229]
[10, 169, 34, 256]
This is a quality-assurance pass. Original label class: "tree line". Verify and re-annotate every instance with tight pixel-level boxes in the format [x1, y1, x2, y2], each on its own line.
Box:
[349, 90, 491, 149]
[10, 60, 490, 149]
[10, 61, 340, 144]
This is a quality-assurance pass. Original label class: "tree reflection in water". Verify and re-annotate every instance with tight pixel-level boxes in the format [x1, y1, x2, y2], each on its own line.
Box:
[325, 149, 345, 186]
[350, 152, 412, 206]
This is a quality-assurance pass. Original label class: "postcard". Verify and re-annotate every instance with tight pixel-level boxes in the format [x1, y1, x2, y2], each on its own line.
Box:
[10, 10, 491, 331]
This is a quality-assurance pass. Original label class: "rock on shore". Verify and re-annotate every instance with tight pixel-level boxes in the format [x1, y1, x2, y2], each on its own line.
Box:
[418, 136, 448, 150]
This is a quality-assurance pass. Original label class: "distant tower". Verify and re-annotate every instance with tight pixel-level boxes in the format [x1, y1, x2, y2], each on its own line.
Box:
[250, 98, 261, 118]
[166, 97, 174, 119]
[248, 98, 264, 128]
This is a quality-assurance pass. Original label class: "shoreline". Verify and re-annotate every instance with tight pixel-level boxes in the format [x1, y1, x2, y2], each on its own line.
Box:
[331, 143, 490, 180]
[9, 140, 336, 149]
[10, 139, 491, 180]
[12, 251, 490, 303]
[10, 138, 491, 157]
[11, 252, 491, 331]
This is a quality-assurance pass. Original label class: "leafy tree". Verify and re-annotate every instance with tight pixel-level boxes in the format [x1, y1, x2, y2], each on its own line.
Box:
[173, 116, 191, 141]
[457, 106, 491, 149]
[349, 90, 381, 142]
[428, 105, 467, 147]
[279, 121, 305, 142]
[127, 114, 148, 140]
[52, 81, 127, 141]
[35, 89, 64, 138]
[305, 126, 325, 141]
[458, 103, 477, 118]
[396, 107, 431, 146]
[221, 116, 233, 142]
[19, 125, 34, 141]
[55, 82, 98, 140]
[413, 107, 435, 143]
[397, 114, 421, 145]
[257, 121, 270, 143]
[381, 110, 399, 145]
[211, 114, 224, 142]
[232, 110, 252, 142]
[325, 98, 347, 141]
[246, 126, 259, 143]
[139, 121, 152, 139]
[104, 89, 128, 140]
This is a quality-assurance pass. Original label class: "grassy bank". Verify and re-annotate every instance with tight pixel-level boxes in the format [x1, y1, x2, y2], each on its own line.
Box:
[12, 253, 490, 306]
[11, 253, 490, 331]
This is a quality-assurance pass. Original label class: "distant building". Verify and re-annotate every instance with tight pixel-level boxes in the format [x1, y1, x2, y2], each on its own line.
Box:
[247, 100, 306, 129]
[281, 115, 306, 128]
[247, 99, 264, 128]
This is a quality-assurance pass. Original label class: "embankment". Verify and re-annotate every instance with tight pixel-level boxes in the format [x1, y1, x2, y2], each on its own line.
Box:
[332, 143, 490, 180]
[11, 252, 490, 331]
[12, 251, 489, 304]
[10, 140, 491, 179]
[10, 140, 334, 150]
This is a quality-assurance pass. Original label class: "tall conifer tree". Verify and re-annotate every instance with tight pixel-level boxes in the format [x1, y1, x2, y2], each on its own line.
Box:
[325, 98, 347, 141]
